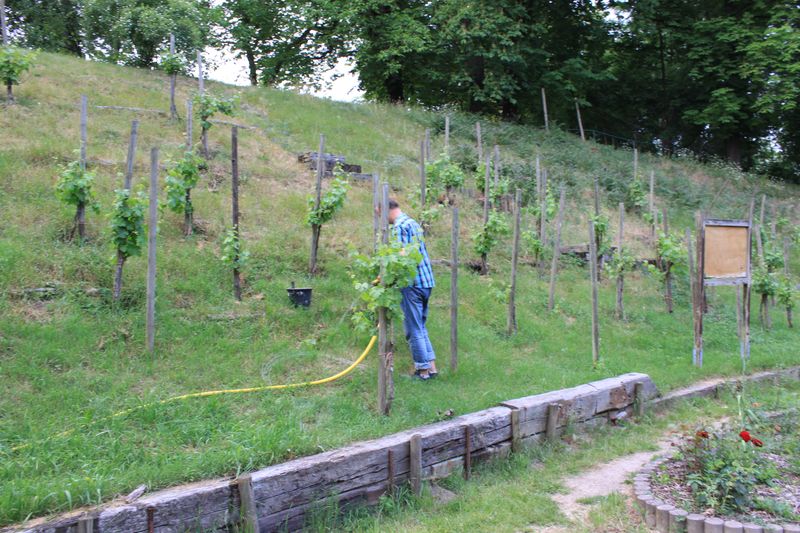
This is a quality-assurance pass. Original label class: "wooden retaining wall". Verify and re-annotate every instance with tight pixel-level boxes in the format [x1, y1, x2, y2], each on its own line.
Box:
[10, 373, 660, 533]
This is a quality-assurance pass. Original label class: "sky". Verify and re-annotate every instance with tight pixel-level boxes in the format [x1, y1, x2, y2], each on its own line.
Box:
[206, 46, 364, 102]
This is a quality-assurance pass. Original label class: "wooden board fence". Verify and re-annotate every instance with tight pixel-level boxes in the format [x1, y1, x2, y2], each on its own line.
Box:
[10, 373, 659, 533]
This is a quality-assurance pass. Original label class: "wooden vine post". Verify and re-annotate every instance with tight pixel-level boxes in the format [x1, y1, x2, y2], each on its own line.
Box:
[662, 207, 674, 313]
[575, 99, 585, 141]
[372, 173, 380, 251]
[633, 147, 639, 180]
[755, 222, 771, 329]
[539, 168, 548, 268]
[548, 186, 566, 311]
[309, 134, 325, 275]
[113, 120, 139, 300]
[377, 182, 393, 415]
[687, 223, 703, 367]
[184, 100, 195, 235]
[588, 220, 600, 367]
[592, 176, 601, 281]
[424, 128, 431, 160]
[541, 87, 549, 132]
[419, 139, 426, 210]
[493, 144, 500, 188]
[231, 126, 242, 301]
[649, 170, 656, 245]
[480, 157, 491, 275]
[75, 94, 89, 240]
[450, 206, 459, 370]
[615, 202, 625, 320]
[508, 190, 522, 334]
[197, 51, 208, 156]
[146, 147, 159, 354]
[475, 122, 483, 163]
[168, 34, 178, 120]
[784, 236, 793, 328]
[444, 115, 450, 155]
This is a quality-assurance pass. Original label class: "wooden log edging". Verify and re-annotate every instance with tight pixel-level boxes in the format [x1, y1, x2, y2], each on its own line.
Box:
[9, 367, 800, 533]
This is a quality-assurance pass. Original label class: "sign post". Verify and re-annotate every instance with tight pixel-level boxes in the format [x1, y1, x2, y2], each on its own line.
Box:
[695, 218, 752, 367]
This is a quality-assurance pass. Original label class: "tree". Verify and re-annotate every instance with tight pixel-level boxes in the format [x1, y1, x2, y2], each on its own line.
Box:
[220, 0, 345, 87]
[82, 0, 215, 67]
[5, 0, 83, 55]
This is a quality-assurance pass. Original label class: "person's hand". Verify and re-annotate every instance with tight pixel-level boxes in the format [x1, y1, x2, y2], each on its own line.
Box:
[371, 275, 381, 286]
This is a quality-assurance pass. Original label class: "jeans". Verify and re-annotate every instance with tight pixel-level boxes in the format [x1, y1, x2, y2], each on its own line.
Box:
[400, 286, 436, 370]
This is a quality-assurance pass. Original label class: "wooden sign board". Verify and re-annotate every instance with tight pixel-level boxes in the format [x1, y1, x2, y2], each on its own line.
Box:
[702, 219, 751, 286]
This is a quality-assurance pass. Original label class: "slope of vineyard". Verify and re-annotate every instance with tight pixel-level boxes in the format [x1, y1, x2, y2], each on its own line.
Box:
[0, 52, 798, 526]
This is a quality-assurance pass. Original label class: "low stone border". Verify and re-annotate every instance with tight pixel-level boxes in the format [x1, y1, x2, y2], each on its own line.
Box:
[633, 456, 800, 533]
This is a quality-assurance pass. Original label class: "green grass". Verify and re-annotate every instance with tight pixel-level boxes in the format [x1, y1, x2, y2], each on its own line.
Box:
[330, 381, 800, 532]
[0, 51, 798, 526]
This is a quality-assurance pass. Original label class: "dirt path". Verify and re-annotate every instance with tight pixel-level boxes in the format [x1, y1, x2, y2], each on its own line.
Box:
[532, 438, 677, 533]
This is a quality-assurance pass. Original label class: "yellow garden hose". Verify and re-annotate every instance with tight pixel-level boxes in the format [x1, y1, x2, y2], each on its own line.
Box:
[10, 336, 377, 453]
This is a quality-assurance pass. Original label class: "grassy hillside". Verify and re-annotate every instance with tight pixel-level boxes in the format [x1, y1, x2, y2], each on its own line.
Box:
[0, 52, 798, 526]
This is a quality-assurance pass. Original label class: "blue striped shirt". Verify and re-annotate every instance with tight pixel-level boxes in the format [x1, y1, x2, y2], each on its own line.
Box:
[393, 213, 435, 288]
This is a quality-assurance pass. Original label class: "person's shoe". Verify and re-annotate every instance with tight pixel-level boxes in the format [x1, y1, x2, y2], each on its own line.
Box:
[413, 369, 431, 381]
[428, 371, 438, 379]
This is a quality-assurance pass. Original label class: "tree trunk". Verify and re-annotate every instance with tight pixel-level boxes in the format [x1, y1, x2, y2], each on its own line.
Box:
[246, 48, 258, 86]
[664, 265, 673, 313]
[113, 252, 126, 300]
[760, 293, 771, 329]
[233, 267, 242, 301]
[201, 127, 209, 158]
[75, 201, 86, 241]
[726, 136, 742, 166]
[184, 189, 193, 236]
[386, 73, 404, 103]
[480, 253, 488, 275]
[309, 224, 321, 274]
[6, 81, 13, 104]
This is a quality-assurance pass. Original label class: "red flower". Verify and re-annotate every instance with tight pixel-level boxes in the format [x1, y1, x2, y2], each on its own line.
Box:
[752, 438, 764, 447]
[739, 430, 752, 442]
[696, 430, 709, 439]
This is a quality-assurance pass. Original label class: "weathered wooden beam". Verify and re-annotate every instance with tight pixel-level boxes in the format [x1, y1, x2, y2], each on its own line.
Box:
[409, 434, 422, 496]
[237, 475, 260, 533]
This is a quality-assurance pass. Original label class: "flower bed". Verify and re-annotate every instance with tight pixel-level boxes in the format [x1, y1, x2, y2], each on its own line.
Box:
[634, 409, 800, 532]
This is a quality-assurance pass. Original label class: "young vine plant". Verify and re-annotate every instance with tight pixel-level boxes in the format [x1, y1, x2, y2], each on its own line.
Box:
[221, 226, 250, 270]
[164, 152, 206, 215]
[110, 188, 147, 259]
[196, 93, 236, 129]
[425, 153, 464, 199]
[306, 172, 350, 227]
[0, 45, 37, 102]
[55, 160, 100, 231]
[473, 211, 510, 257]
[349, 239, 423, 332]
[160, 52, 186, 76]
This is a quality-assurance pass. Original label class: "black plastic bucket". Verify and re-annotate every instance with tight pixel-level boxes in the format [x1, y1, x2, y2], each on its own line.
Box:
[287, 282, 312, 308]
